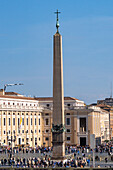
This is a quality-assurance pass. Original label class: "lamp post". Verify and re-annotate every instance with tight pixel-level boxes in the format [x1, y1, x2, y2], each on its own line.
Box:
[42, 130, 44, 146]
[111, 128, 112, 140]
[105, 128, 107, 140]
[7, 131, 16, 158]
[48, 132, 49, 147]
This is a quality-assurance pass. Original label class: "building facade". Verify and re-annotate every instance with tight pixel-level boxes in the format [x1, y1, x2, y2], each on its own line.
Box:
[0, 90, 110, 147]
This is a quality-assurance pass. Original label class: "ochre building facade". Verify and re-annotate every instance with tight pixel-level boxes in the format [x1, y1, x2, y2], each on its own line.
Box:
[0, 89, 110, 147]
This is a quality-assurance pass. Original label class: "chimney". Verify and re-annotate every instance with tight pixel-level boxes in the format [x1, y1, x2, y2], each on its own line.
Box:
[0, 89, 5, 95]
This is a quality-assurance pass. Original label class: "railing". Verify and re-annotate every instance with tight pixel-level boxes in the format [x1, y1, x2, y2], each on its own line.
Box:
[77, 131, 88, 135]
[0, 104, 43, 111]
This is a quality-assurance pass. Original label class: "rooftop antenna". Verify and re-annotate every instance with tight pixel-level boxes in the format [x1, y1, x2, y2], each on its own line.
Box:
[110, 82, 112, 98]
[4, 83, 24, 91]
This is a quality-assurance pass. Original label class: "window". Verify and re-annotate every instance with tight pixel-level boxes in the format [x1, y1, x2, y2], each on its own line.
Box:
[45, 137, 49, 141]
[31, 118, 32, 125]
[67, 137, 70, 141]
[26, 118, 28, 125]
[8, 113, 10, 115]
[22, 130, 24, 133]
[4, 118, 5, 126]
[47, 104, 49, 107]
[45, 118, 49, 125]
[39, 118, 40, 125]
[66, 113, 70, 115]
[45, 113, 49, 116]
[13, 113, 15, 115]
[22, 139, 24, 142]
[3, 112, 5, 115]
[67, 104, 70, 107]
[35, 130, 37, 133]
[46, 129, 49, 133]
[66, 118, 70, 125]
[18, 118, 20, 126]
[9, 118, 10, 126]
[67, 129, 70, 133]
[39, 138, 40, 141]
[31, 138, 32, 141]
[39, 130, 40, 133]
[4, 140, 5, 143]
[22, 118, 24, 125]
[13, 103, 15, 105]
[35, 118, 36, 125]
[8, 102, 10, 105]
[4, 131, 5, 134]
[13, 118, 15, 126]
[35, 138, 37, 145]
[9, 130, 10, 134]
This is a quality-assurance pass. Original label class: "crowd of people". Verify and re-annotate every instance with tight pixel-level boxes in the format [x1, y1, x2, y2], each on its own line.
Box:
[0, 142, 112, 168]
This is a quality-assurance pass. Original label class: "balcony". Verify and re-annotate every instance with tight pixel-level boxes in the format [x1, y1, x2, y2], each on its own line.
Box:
[0, 104, 42, 112]
[77, 131, 88, 136]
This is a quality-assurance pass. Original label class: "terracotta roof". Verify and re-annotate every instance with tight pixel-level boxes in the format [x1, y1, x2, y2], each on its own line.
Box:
[35, 96, 80, 101]
[5, 92, 21, 95]
[97, 104, 111, 108]
[0, 94, 80, 102]
[0, 95, 37, 101]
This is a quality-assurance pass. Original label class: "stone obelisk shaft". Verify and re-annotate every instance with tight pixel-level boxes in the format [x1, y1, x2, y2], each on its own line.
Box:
[52, 32, 65, 159]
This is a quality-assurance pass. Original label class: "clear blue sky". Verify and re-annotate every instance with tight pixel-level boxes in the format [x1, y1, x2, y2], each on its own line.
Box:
[0, 0, 113, 104]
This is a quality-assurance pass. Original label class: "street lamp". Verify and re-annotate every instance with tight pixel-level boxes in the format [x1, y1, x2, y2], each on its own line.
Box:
[111, 128, 112, 140]
[105, 128, 107, 140]
[48, 132, 49, 147]
[7, 131, 16, 158]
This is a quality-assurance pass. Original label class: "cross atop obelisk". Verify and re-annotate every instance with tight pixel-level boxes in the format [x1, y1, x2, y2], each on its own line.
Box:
[54, 9, 61, 33]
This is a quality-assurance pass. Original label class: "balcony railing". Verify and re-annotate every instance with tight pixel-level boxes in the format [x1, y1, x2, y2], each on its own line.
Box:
[77, 131, 88, 135]
[0, 104, 43, 111]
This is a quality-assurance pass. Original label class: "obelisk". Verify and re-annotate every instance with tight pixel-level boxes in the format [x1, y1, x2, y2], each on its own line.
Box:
[52, 10, 65, 160]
